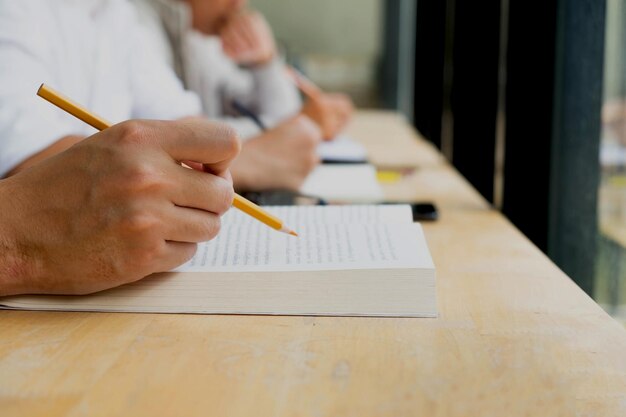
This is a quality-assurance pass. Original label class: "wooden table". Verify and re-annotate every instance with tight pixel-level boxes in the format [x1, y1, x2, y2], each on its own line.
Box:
[3, 111, 626, 417]
[595, 176, 626, 318]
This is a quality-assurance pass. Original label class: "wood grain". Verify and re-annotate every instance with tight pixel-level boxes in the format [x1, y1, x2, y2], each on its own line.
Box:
[2, 111, 626, 417]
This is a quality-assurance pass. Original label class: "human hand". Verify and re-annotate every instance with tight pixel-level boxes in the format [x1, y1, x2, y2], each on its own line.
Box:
[231, 115, 322, 191]
[220, 11, 277, 66]
[301, 92, 354, 140]
[602, 99, 626, 145]
[0, 119, 240, 296]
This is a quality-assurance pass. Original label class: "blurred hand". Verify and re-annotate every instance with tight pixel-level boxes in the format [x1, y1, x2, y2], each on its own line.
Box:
[231, 115, 322, 191]
[301, 92, 354, 140]
[602, 99, 626, 145]
[0, 119, 240, 296]
[220, 11, 277, 66]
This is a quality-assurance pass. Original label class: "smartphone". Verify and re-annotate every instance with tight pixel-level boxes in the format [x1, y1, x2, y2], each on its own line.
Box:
[383, 202, 439, 222]
[241, 190, 327, 206]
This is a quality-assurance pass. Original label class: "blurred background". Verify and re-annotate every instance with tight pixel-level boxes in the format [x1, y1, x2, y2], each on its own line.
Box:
[253, 0, 626, 324]
[252, 0, 385, 108]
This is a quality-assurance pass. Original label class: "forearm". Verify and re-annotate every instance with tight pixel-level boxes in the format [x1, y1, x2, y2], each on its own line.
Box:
[6, 135, 84, 176]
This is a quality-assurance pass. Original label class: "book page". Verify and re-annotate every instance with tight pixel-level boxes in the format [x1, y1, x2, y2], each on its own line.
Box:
[175, 222, 432, 273]
[222, 204, 413, 227]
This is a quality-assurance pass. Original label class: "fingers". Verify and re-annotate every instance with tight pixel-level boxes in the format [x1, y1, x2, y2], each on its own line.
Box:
[113, 119, 241, 176]
[236, 14, 258, 46]
[170, 165, 235, 214]
[164, 206, 223, 243]
[288, 69, 322, 99]
[304, 94, 354, 139]
[155, 241, 199, 272]
[223, 25, 248, 55]
[287, 115, 324, 147]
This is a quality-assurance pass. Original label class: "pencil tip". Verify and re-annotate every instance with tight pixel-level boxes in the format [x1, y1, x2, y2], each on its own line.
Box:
[289, 230, 299, 237]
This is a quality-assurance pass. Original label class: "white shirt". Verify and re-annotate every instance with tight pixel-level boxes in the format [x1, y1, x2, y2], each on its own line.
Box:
[0, 0, 201, 176]
[133, 0, 302, 139]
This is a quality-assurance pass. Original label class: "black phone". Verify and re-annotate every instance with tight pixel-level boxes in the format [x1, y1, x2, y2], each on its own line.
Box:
[240, 190, 327, 206]
[383, 202, 439, 222]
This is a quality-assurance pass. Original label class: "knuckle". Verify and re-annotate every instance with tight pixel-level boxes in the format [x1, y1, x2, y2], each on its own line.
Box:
[221, 124, 242, 157]
[213, 178, 234, 215]
[125, 164, 165, 194]
[181, 243, 199, 263]
[121, 209, 161, 235]
[135, 241, 166, 267]
[299, 119, 323, 144]
[116, 120, 149, 146]
[202, 216, 221, 241]
[308, 154, 321, 170]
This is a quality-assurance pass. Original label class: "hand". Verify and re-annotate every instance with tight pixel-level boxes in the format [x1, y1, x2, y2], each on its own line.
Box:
[231, 115, 322, 191]
[301, 92, 354, 140]
[602, 99, 626, 145]
[220, 11, 277, 66]
[0, 119, 240, 296]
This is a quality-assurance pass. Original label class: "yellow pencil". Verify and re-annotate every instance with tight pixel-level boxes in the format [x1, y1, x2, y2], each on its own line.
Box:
[37, 83, 298, 237]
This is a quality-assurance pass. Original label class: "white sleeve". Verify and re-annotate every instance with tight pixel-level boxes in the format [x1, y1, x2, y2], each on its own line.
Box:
[128, 13, 202, 120]
[185, 34, 301, 128]
[0, 2, 79, 177]
[219, 57, 302, 127]
[246, 58, 303, 124]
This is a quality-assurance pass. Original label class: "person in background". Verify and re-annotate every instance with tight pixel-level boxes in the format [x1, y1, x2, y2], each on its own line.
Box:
[0, 0, 321, 192]
[134, 0, 354, 140]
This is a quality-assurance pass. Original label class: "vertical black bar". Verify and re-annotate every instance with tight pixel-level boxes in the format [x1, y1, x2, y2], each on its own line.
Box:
[549, 0, 606, 293]
[502, 0, 558, 251]
[380, 0, 416, 119]
[380, 1, 401, 110]
[450, 0, 501, 203]
[412, 1, 447, 148]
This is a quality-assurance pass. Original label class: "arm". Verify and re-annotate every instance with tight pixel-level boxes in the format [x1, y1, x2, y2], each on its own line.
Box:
[218, 11, 301, 125]
[128, 7, 202, 120]
[0, 3, 83, 177]
[6, 135, 84, 176]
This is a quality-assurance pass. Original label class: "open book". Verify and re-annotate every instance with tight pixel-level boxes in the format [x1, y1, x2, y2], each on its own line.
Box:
[0, 205, 437, 317]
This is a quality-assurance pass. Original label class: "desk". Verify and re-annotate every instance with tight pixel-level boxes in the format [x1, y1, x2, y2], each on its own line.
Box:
[2, 111, 626, 417]
[596, 175, 626, 319]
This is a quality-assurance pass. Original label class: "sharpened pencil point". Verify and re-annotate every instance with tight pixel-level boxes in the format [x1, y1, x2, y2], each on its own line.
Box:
[289, 230, 299, 237]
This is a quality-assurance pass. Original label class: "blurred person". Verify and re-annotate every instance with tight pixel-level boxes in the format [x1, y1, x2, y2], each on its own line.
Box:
[0, 0, 321, 191]
[134, 0, 354, 140]
[602, 99, 626, 145]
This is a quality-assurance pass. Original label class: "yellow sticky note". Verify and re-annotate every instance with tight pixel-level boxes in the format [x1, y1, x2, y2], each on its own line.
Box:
[377, 170, 402, 183]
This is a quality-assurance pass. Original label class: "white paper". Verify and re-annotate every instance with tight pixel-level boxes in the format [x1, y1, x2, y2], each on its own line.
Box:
[175, 205, 432, 273]
[221, 204, 412, 227]
[318, 134, 368, 162]
[300, 164, 384, 203]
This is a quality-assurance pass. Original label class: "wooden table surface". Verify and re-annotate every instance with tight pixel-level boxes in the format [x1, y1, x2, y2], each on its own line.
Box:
[3, 111, 626, 417]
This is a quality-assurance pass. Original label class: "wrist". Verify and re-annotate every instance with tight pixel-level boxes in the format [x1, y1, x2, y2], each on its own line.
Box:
[246, 50, 276, 69]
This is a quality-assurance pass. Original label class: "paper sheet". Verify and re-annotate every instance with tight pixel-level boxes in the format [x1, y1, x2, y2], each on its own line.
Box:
[175, 205, 431, 272]
[300, 164, 384, 203]
[222, 204, 412, 226]
[318, 134, 368, 162]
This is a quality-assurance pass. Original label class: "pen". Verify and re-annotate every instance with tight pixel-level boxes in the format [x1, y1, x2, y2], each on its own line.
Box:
[37, 83, 298, 237]
[231, 99, 267, 131]
[285, 66, 323, 99]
